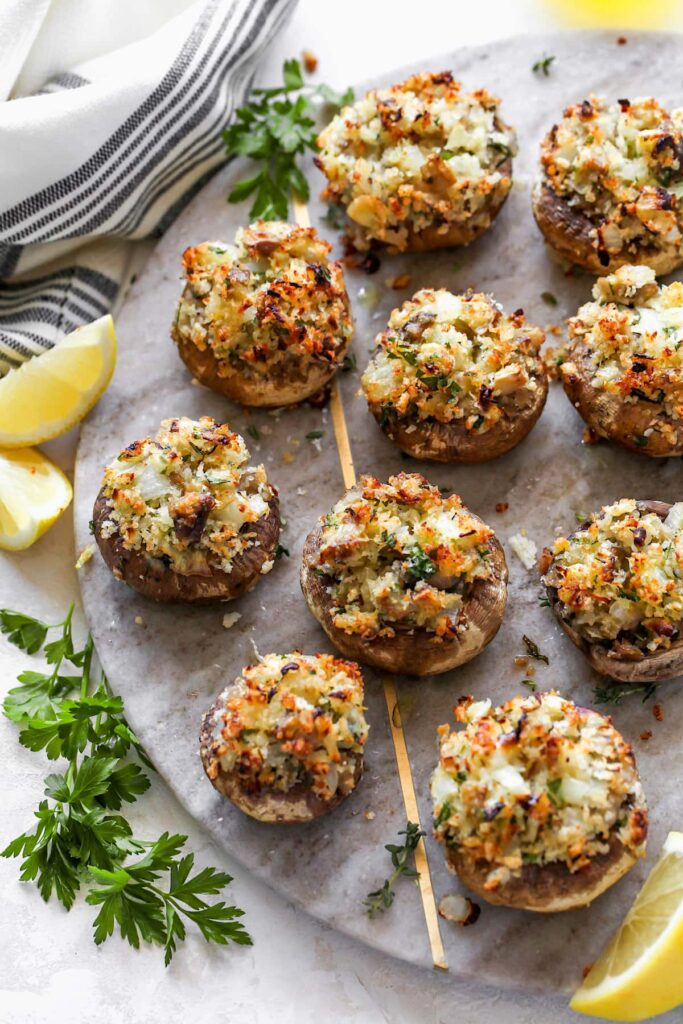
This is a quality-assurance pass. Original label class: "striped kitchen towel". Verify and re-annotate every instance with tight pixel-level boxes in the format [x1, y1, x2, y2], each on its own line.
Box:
[0, 0, 296, 373]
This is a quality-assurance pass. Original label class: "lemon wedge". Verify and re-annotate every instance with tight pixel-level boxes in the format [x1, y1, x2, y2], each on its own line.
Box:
[0, 315, 116, 447]
[571, 831, 683, 1021]
[0, 448, 73, 550]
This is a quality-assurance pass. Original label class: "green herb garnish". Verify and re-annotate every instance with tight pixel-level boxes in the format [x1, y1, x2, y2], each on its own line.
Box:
[522, 678, 537, 692]
[275, 543, 290, 559]
[541, 291, 558, 306]
[224, 58, 353, 220]
[522, 634, 549, 664]
[364, 822, 424, 918]
[405, 546, 436, 582]
[341, 353, 357, 373]
[246, 424, 260, 441]
[306, 430, 324, 441]
[532, 55, 555, 76]
[1, 607, 250, 964]
[593, 681, 658, 706]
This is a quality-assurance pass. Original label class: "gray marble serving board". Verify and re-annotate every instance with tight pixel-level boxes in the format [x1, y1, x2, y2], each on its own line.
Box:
[75, 31, 683, 993]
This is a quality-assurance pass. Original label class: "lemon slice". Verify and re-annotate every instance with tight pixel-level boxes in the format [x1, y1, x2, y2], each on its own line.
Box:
[0, 315, 116, 447]
[571, 831, 683, 1021]
[0, 448, 73, 550]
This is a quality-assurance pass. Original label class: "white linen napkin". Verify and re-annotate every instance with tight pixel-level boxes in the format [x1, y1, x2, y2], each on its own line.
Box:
[0, 0, 296, 373]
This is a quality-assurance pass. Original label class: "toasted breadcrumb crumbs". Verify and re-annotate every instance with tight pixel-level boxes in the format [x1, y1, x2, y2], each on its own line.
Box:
[653, 704, 664, 722]
[391, 273, 411, 290]
[495, 502, 509, 513]
[75, 544, 95, 569]
[640, 730, 653, 742]
[302, 50, 318, 73]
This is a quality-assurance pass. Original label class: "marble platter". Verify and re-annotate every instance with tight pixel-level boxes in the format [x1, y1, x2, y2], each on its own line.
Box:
[75, 31, 683, 991]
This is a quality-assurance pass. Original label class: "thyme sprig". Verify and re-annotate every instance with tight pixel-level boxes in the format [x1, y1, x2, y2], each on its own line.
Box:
[364, 821, 424, 918]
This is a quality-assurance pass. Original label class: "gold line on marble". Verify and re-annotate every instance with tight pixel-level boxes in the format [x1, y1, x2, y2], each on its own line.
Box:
[291, 195, 448, 970]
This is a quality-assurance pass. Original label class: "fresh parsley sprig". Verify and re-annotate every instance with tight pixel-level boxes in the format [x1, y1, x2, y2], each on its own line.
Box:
[224, 57, 353, 220]
[364, 821, 424, 918]
[1, 606, 250, 963]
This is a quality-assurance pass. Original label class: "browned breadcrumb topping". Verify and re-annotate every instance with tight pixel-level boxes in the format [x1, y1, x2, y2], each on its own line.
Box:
[173, 221, 352, 379]
[203, 652, 368, 800]
[316, 72, 516, 251]
[431, 692, 647, 888]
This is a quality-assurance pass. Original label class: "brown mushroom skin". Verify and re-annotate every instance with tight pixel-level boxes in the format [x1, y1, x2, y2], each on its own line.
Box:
[532, 180, 683, 276]
[337, 158, 513, 255]
[172, 285, 351, 407]
[300, 516, 508, 677]
[371, 370, 548, 463]
[546, 500, 683, 682]
[199, 689, 363, 823]
[93, 490, 281, 604]
[561, 350, 683, 458]
[445, 831, 642, 912]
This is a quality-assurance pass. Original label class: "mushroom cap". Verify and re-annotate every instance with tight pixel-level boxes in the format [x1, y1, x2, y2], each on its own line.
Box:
[546, 500, 683, 681]
[532, 180, 683, 276]
[300, 498, 508, 677]
[93, 489, 280, 604]
[199, 686, 363, 823]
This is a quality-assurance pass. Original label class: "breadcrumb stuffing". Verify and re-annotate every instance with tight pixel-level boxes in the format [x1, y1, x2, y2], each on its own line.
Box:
[75, 544, 95, 569]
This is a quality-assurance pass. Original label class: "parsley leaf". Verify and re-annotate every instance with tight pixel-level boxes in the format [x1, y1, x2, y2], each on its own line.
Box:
[1, 606, 250, 963]
[224, 58, 353, 221]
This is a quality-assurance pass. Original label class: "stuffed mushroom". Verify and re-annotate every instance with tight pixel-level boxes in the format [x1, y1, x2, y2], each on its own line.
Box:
[93, 416, 280, 603]
[534, 95, 683, 274]
[361, 288, 547, 462]
[300, 473, 508, 676]
[544, 498, 683, 682]
[316, 71, 516, 253]
[561, 264, 683, 457]
[431, 691, 648, 912]
[199, 651, 369, 823]
[171, 221, 353, 405]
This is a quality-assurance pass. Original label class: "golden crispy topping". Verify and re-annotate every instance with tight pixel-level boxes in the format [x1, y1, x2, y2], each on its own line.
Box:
[314, 472, 496, 637]
[565, 265, 683, 422]
[174, 221, 352, 375]
[541, 96, 683, 258]
[431, 692, 647, 882]
[362, 288, 544, 429]
[316, 72, 516, 251]
[99, 416, 274, 575]
[205, 652, 368, 799]
[545, 499, 683, 651]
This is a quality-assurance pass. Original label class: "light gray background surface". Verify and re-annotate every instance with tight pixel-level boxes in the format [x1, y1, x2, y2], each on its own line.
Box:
[3, 3, 683, 1022]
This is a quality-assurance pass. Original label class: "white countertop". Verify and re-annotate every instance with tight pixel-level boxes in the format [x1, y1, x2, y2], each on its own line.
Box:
[3, 2, 682, 1022]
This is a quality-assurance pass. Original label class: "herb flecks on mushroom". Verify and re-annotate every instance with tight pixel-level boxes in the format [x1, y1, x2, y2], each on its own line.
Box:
[545, 499, 683, 654]
[314, 473, 496, 638]
[202, 652, 368, 801]
[174, 221, 352, 381]
[362, 288, 545, 433]
[432, 692, 647, 892]
[316, 72, 516, 252]
[98, 416, 274, 576]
